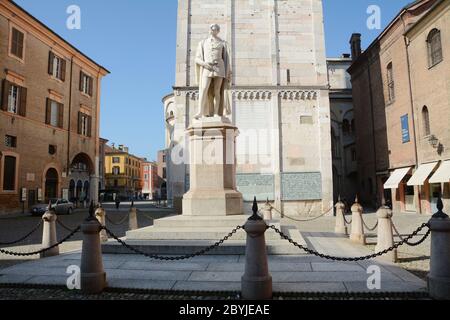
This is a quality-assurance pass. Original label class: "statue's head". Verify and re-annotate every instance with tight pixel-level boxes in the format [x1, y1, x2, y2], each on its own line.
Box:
[209, 24, 221, 37]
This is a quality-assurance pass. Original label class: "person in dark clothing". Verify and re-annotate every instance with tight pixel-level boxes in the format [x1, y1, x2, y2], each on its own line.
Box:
[115, 197, 120, 210]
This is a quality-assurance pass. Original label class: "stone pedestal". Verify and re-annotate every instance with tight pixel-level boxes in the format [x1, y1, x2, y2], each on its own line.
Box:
[40, 209, 59, 258]
[350, 199, 366, 245]
[334, 199, 347, 235]
[428, 207, 450, 300]
[182, 118, 243, 216]
[375, 205, 396, 262]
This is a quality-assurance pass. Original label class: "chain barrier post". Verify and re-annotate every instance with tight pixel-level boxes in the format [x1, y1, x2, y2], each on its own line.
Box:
[241, 197, 272, 300]
[40, 202, 59, 258]
[262, 198, 272, 221]
[95, 203, 108, 243]
[350, 196, 366, 245]
[81, 201, 107, 294]
[129, 200, 138, 231]
[428, 198, 450, 300]
[334, 195, 347, 235]
[375, 200, 396, 262]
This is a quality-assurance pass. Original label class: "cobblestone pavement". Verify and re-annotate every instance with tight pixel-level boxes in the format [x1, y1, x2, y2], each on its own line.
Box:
[0, 203, 175, 270]
[283, 211, 431, 281]
[0, 286, 429, 300]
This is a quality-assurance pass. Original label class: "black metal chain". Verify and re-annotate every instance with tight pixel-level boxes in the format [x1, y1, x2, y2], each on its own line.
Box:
[269, 223, 430, 262]
[103, 225, 243, 261]
[0, 220, 43, 246]
[270, 205, 331, 222]
[56, 219, 78, 233]
[0, 226, 81, 257]
[342, 214, 352, 225]
[105, 213, 129, 226]
[363, 219, 379, 232]
[392, 222, 431, 247]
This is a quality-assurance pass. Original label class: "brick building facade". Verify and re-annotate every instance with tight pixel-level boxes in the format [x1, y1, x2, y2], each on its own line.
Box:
[348, 0, 449, 213]
[0, 1, 109, 214]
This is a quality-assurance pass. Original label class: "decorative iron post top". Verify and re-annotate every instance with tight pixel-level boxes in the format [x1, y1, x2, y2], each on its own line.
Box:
[249, 197, 263, 221]
[432, 197, 449, 219]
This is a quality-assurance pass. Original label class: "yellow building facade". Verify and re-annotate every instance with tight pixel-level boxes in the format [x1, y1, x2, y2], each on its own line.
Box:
[105, 145, 143, 199]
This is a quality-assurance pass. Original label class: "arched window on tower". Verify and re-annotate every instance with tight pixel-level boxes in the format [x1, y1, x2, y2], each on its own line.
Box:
[427, 29, 443, 67]
[386, 62, 395, 103]
[422, 106, 431, 137]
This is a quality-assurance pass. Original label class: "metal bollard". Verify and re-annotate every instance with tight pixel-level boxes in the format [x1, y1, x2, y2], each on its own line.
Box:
[81, 202, 107, 294]
[129, 201, 138, 231]
[375, 201, 396, 262]
[241, 198, 272, 300]
[40, 203, 59, 258]
[428, 198, 450, 300]
[350, 196, 366, 245]
[334, 196, 347, 235]
[95, 204, 108, 243]
[262, 198, 272, 221]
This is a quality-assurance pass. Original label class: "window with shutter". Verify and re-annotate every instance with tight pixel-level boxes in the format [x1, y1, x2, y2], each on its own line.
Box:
[58, 103, 64, 128]
[18, 87, 27, 117]
[10, 28, 24, 60]
[3, 156, 17, 191]
[7, 84, 20, 114]
[48, 52, 54, 75]
[45, 98, 51, 124]
[1, 80, 11, 111]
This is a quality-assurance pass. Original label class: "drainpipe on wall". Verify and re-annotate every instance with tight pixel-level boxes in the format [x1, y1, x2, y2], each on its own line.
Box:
[67, 57, 74, 179]
[367, 63, 379, 209]
[401, 15, 420, 213]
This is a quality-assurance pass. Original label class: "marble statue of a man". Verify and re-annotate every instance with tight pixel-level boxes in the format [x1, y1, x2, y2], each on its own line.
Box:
[194, 24, 232, 119]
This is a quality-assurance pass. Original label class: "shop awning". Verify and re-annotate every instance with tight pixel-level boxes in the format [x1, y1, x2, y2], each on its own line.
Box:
[384, 167, 411, 189]
[429, 161, 450, 184]
[407, 162, 438, 186]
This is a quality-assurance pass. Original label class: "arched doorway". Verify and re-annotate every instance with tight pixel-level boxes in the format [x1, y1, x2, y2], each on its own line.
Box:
[45, 168, 59, 201]
[76, 180, 83, 200]
[83, 181, 90, 202]
[69, 180, 75, 202]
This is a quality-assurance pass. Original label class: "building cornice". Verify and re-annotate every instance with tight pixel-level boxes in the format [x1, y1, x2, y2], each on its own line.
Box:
[1, 0, 110, 77]
[172, 86, 327, 101]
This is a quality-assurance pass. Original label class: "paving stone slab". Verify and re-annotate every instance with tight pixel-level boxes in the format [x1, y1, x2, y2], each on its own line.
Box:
[105, 269, 192, 281]
[107, 279, 176, 290]
[172, 281, 241, 292]
[0, 274, 33, 284]
[273, 282, 348, 293]
[270, 271, 402, 283]
[207, 262, 312, 272]
[25, 276, 68, 286]
[344, 281, 427, 293]
[311, 262, 365, 272]
[120, 261, 209, 271]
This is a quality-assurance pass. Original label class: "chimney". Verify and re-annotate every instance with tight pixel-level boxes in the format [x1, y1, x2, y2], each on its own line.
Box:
[350, 33, 362, 61]
[342, 53, 351, 59]
[118, 145, 124, 151]
[124, 147, 129, 153]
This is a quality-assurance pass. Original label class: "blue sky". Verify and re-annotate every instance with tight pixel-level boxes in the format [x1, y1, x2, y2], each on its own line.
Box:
[15, 0, 412, 161]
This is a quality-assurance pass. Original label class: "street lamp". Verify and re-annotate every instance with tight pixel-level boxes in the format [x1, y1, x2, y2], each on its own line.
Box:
[428, 134, 439, 148]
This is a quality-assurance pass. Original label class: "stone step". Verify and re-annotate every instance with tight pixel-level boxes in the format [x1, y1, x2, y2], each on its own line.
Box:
[126, 226, 283, 241]
[102, 225, 306, 256]
[102, 240, 306, 256]
[153, 215, 276, 228]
